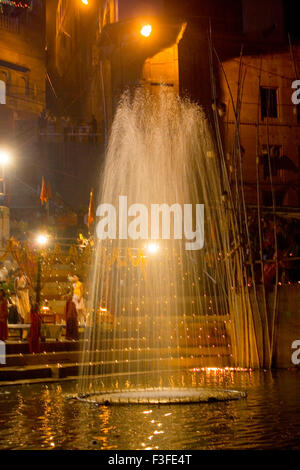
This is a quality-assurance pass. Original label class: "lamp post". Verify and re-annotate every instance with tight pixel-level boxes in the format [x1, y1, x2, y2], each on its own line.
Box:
[36, 234, 48, 306]
[0, 150, 11, 249]
[0, 150, 10, 198]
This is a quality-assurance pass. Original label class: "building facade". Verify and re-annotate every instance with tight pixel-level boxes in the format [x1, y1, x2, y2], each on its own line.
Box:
[45, 0, 300, 209]
[0, 1, 45, 119]
[0, 0, 46, 213]
[220, 49, 300, 207]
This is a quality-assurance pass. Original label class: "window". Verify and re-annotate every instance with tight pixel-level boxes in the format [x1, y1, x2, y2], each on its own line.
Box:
[0, 80, 6, 104]
[260, 87, 278, 119]
[261, 145, 282, 179]
[16, 76, 28, 96]
[262, 190, 285, 206]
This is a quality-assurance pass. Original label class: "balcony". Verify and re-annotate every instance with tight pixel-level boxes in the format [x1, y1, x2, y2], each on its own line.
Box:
[0, 14, 20, 33]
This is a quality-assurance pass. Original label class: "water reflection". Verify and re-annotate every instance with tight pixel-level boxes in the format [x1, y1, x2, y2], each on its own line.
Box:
[0, 370, 299, 449]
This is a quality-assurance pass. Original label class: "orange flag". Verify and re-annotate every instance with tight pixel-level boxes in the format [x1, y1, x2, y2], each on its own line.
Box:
[88, 188, 95, 228]
[40, 177, 47, 205]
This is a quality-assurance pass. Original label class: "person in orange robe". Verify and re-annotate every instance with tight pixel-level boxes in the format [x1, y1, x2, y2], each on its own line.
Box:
[0, 289, 8, 341]
[65, 295, 79, 341]
[29, 304, 42, 353]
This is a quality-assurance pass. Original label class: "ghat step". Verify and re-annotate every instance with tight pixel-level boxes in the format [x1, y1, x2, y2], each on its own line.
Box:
[5, 340, 87, 355]
[2, 345, 230, 367]
[0, 353, 232, 384]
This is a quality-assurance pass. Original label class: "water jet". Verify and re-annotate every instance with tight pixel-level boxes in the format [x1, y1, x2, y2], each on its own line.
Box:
[78, 88, 257, 403]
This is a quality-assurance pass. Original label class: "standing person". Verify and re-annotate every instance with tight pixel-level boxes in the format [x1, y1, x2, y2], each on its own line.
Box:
[29, 303, 41, 354]
[38, 108, 47, 140]
[0, 262, 8, 284]
[0, 289, 8, 341]
[65, 294, 79, 340]
[66, 116, 73, 141]
[89, 114, 97, 143]
[14, 270, 31, 323]
[8, 294, 20, 324]
[72, 275, 85, 324]
[61, 116, 68, 142]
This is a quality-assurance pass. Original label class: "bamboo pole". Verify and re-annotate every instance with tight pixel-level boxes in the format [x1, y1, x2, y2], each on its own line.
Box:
[255, 56, 272, 367]
[265, 93, 279, 368]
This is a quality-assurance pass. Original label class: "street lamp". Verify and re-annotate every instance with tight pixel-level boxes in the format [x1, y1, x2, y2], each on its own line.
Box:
[36, 234, 48, 247]
[0, 150, 10, 167]
[147, 242, 159, 254]
[140, 24, 152, 38]
[0, 150, 10, 197]
[35, 233, 49, 305]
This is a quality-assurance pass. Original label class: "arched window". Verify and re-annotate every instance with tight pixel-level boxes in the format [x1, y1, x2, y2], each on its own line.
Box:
[0, 80, 6, 104]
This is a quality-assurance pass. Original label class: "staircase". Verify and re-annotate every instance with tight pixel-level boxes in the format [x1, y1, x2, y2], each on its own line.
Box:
[0, 314, 232, 385]
[0, 259, 234, 385]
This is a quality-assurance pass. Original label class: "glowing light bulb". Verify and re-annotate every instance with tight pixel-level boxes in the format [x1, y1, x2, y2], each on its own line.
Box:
[82, 0, 88, 4]
[0, 150, 10, 166]
[147, 242, 159, 254]
[36, 234, 48, 246]
[140, 24, 152, 37]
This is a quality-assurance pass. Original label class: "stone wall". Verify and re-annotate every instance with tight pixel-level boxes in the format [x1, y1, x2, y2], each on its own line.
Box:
[273, 286, 300, 368]
[253, 285, 300, 368]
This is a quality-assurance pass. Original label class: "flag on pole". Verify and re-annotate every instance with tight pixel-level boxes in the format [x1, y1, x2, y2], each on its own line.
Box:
[88, 188, 95, 228]
[40, 176, 47, 205]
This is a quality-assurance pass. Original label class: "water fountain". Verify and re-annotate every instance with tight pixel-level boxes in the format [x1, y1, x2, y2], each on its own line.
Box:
[77, 88, 258, 404]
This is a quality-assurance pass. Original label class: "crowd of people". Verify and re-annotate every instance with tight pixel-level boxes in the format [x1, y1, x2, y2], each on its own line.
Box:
[247, 212, 300, 286]
[38, 109, 99, 143]
[0, 288, 42, 353]
[1, 212, 299, 351]
[0, 267, 85, 352]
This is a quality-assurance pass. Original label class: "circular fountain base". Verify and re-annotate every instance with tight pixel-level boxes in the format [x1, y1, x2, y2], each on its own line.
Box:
[75, 387, 247, 405]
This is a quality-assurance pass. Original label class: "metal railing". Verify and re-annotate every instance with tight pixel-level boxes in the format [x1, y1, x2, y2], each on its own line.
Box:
[0, 14, 20, 33]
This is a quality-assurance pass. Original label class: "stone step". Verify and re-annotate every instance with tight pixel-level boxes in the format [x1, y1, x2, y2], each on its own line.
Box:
[0, 364, 53, 382]
[5, 327, 230, 353]
[5, 340, 87, 355]
[41, 278, 69, 286]
[5, 339, 230, 356]
[2, 345, 229, 367]
[0, 353, 233, 383]
[58, 356, 233, 379]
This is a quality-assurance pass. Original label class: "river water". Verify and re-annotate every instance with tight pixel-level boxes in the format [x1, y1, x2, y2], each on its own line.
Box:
[0, 369, 299, 450]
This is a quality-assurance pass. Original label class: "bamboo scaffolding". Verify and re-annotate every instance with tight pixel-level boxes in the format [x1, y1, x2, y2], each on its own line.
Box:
[209, 28, 262, 368]
[255, 55, 272, 367]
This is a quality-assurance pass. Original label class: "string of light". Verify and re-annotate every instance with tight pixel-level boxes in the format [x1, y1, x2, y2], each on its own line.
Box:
[0, 0, 31, 8]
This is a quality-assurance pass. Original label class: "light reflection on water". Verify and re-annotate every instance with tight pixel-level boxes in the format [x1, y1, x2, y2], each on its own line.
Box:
[0, 369, 299, 450]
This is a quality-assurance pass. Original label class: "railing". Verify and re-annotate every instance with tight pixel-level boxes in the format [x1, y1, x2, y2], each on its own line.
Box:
[39, 127, 102, 144]
[0, 14, 20, 33]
